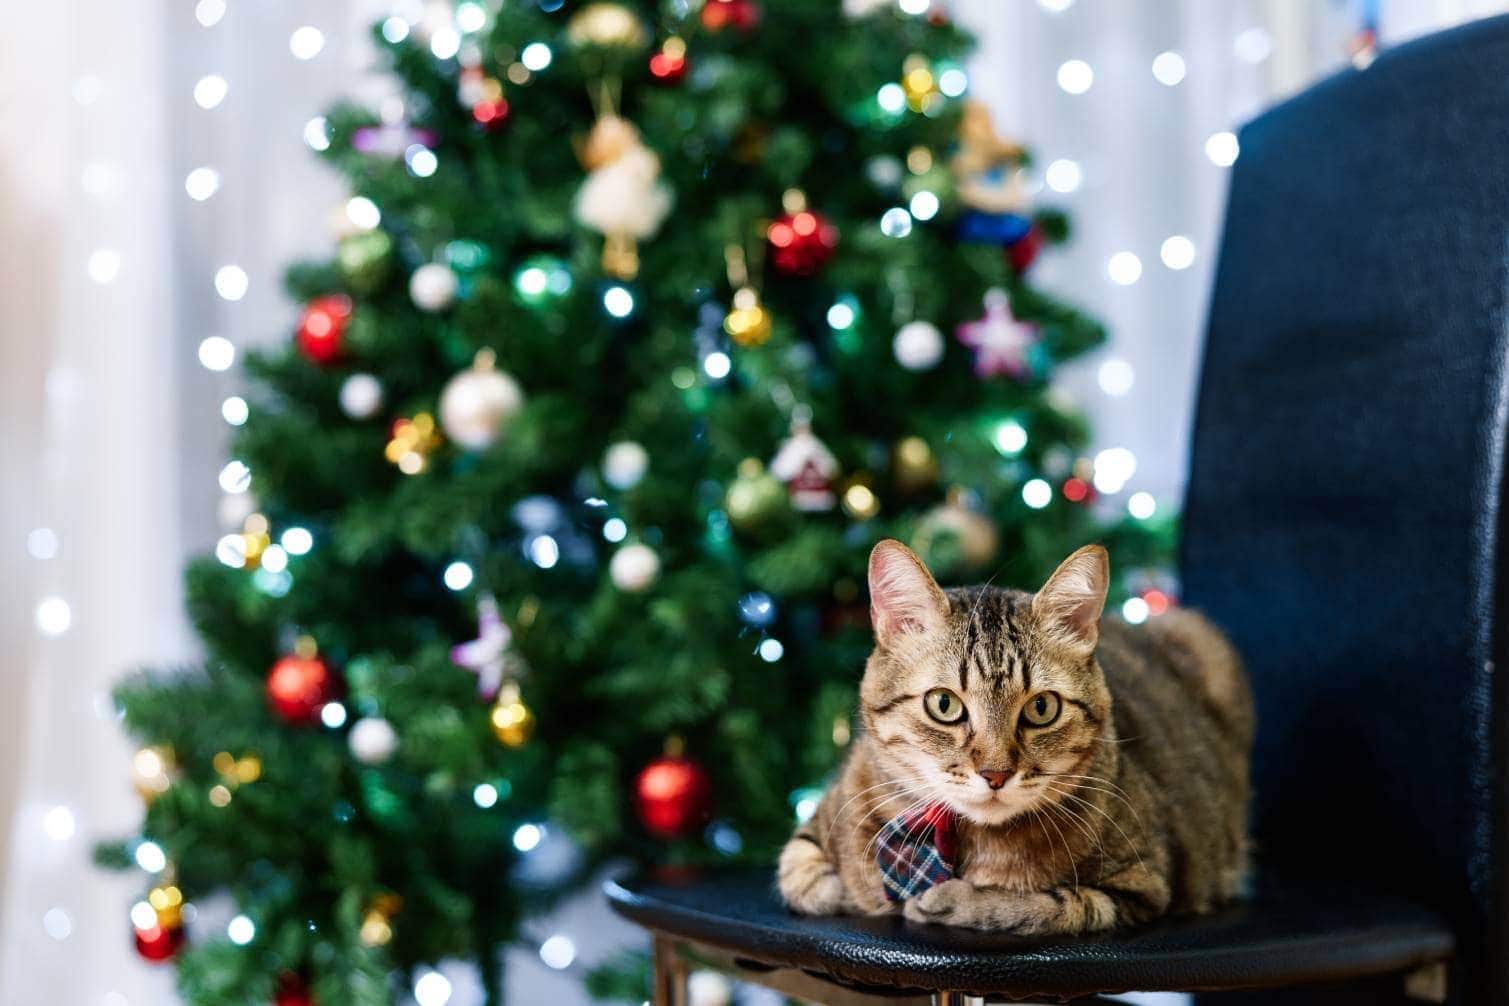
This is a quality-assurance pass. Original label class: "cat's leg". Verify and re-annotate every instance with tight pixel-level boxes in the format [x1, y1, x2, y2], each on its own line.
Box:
[902, 865, 1170, 933]
[778, 827, 849, 915]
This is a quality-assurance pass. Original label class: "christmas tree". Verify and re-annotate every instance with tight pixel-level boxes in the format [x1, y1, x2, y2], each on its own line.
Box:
[100, 1, 1173, 1002]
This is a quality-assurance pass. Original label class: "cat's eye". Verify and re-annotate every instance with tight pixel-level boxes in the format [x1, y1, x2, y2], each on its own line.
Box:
[923, 688, 967, 724]
[1021, 691, 1061, 727]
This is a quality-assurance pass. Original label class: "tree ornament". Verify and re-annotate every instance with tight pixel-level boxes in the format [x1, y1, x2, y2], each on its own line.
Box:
[723, 287, 771, 347]
[840, 475, 881, 521]
[892, 436, 939, 493]
[385, 413, 442, 474]
[892, 320, 944, 371]
[649, 36, 688, 83]
[724, 458, 787, 533]
[148, 882, 185, 930]
[266, 642, 339, 725]
[133, 918, 185, 962]
[566, 2, 648, 48]
[952, 102, 1033, 245]
[275, 973, 315, 1006]
[900, 54, 942, 112]
[688, 970, 733, 1006]
[439, 349, 523, 450]
[956, 289, 1037, 379]
[610, 542, 661, 592]
[337, 230, 394, 291]
[575, 115, 673, 280]
[767, 190, 838, 276]
[700, 0, 760, 32]
[295, 295, 353, 366]
[359, 893, 403, 948]
[912, 490, 1000, 579]
[238, 512, 271, 569]
[1007, 223, 1045, 274]
[634, 746, 712, 838]
[769, 414, 840, 511]
[348, 717, 398, 764]
[131, 745, 176, 802]
[459, 66, 510, 131]
[338, 373, 384, 420]
[451, 594, 521, 701]
[602, 440, 649, 490]
[489, 682, 535, 748]
[408, 262, 459, 312]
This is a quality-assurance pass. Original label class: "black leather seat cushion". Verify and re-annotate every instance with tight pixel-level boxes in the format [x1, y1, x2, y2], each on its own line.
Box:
[606, 867, 1452, 998]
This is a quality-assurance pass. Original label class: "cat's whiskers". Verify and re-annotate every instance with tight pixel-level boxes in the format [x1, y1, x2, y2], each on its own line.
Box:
[1044, 772, 1151, 838]
[1027, 804, 1079, 893]
[1044, 780, 1148, 877]
[1037, 787, 1106, 866]
[848, 786, 934, 852]
[828, 775, 932, 831]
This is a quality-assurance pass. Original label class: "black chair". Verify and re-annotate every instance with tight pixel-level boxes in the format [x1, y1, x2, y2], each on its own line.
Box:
[608, 15, 1509, 1004]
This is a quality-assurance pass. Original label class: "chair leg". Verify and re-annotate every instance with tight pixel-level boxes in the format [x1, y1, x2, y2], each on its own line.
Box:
[652, 934, 688, 1006]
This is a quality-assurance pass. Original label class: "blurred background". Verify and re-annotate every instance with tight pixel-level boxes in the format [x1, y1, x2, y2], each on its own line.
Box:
[1, 0, 1502, 1002]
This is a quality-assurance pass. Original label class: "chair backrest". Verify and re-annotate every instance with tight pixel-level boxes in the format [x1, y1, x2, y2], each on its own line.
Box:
[1181, 15, 1509, 1002]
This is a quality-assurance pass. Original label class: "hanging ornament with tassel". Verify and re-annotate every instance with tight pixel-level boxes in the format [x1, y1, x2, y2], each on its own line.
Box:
[573, 82, 673, 280]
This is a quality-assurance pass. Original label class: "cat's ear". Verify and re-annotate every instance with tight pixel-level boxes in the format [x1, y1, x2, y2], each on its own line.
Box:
[1033, 544, 1109, 650]
[868, 539, 948, 646]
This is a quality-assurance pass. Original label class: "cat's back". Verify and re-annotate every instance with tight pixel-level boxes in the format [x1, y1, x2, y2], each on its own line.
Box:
[1096, 608, 1253, 910]
[1098, 607, 1253, 749]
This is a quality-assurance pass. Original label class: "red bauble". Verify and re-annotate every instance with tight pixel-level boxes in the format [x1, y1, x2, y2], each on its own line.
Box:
[701, 0, 760, 32]
[649, 51, 687, 83]
[296, 295, 353, 365]
[472, 98, 509, 130]
[134, 922, 185, 962]
[1007, 224, 1044, 274]
[266, 654, 339, 725]
[767, 211, 839, 276]
[634, 756, 712, 838]
[275, 974, 314, 1006]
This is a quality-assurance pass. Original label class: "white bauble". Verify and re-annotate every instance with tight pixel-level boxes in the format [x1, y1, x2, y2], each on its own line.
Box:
[687, 971, 732, 1006]
[893, 320, 944, 371]
[439, 350, 524, 450]
[609, 542, 660, 592]
[339, 372, 385, 419]
[409, 262, 459, 312]
[602, 441, 649, 490]
[348, 717, 398, 764]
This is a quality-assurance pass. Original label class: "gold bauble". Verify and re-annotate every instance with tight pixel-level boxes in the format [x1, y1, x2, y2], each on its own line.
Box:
[566, 3, 648, 49]
[840, 476, 880, 521]
[358, 894, 402, 948]
[131, 745, 176, 802]
[912, 491, 999, 578]
[490, 684, 535, 748]
[723, 287, 772, 347]
[892, 436, 938, 493]
[724, 458, 787, 533]
[148, 883, 184, 930]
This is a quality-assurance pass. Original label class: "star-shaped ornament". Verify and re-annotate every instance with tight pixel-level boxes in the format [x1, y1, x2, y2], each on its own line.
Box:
[450, 594, 516, 700]
[955, 289, 1037, 379]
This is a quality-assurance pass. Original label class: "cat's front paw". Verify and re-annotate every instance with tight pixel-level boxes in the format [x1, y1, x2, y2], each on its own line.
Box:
[902, 878, 978, 924]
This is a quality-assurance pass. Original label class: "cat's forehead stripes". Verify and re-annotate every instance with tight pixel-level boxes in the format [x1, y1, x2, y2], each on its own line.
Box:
[950, 587, 1032, 692]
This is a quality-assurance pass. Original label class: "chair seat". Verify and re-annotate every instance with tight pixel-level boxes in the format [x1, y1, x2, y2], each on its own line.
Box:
[605, 866, 1454, 1000]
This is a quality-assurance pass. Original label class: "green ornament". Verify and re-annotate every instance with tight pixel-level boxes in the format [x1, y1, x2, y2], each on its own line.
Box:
[338, 230, 393, 293]
[724, 458, 788, 535]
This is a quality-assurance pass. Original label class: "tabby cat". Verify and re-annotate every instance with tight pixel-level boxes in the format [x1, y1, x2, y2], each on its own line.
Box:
[778, 540, 1252, 932]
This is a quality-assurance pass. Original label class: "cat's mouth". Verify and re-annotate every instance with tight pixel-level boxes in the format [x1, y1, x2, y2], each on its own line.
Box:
[947, 782, 1035, 825]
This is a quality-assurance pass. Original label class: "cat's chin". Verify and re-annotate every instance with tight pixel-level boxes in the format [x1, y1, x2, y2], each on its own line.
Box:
[949, 794, 1029, 826]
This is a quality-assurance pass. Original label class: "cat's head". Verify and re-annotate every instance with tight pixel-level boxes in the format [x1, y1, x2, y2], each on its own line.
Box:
[859, 539, 1113, 826]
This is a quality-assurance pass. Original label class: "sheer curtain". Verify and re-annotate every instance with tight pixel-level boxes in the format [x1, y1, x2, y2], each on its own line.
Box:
[1, 1, 1501, 1002]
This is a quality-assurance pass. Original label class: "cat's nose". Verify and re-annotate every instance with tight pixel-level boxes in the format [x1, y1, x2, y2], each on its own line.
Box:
[978, 769, 1013, 790]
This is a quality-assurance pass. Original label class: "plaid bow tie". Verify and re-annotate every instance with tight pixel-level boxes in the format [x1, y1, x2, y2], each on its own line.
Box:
[876, 802, 957, 903]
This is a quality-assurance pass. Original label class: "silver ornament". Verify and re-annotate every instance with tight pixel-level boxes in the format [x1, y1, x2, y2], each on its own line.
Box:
[602, 441, 649, 490]
[339, 372, 385, 419]
[439, 349, 523, 450]
[409, 262, 459, 312]
[348, 717, 398, 764]
[893, 320, 944, 371]
[609, 542, 660, 592]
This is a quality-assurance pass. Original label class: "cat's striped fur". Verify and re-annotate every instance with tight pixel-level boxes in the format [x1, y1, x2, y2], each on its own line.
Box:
[778, 540, 1253, 932]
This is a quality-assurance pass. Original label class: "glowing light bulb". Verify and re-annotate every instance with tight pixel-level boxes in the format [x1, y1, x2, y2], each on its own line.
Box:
[289, 26, 325, 60]
[198, 335, 235, 371]
[758, 638, 784, 662]
[1128, 492, 1157, 520]
[185, 166, 220, 201]
[1205, 131, 1239, 167]
[1152, 51, 1186, 86]
[1160, 235, 1196, 270]
[193, 74, 228, 109]
[214, 265, 249, 301]
[521, 42, 552, 71]
[222, 397, 249, 426]
[1045, 159, 1082, 193]
[227, 915, 256, 945]
[35, 597, 72, 637]
[443, 561, 474, 591]
[1097, 358, 1135, 396]
[1057, 59, 1093, 95]
[1022, 479, 1053, 509]
[539, 935, 576, 970]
